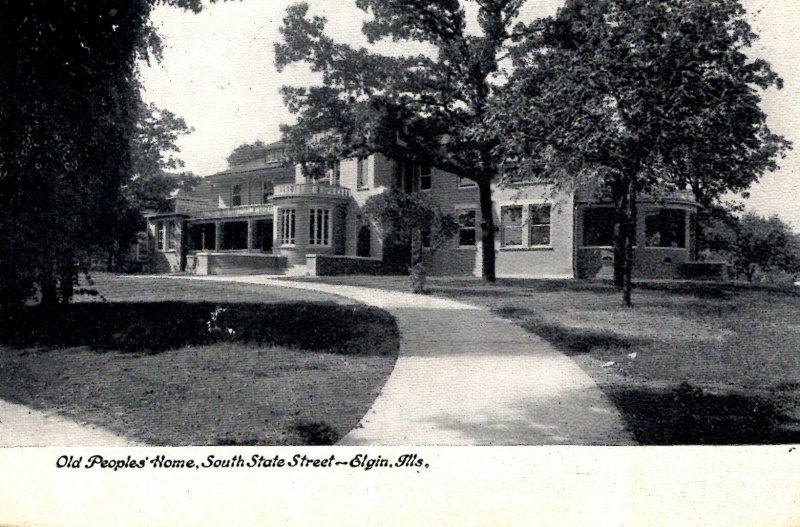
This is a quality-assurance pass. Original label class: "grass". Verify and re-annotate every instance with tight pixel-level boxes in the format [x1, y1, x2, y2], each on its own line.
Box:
[0, 275, 400, 446]
[301, 275, 800, 445]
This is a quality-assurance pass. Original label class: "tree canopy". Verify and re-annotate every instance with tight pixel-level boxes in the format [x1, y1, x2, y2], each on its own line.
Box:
[275, 0, 540, 281]
[491, 0, 790, 304]
[0, 0, 215, 309]
[363, 188, 459, 292]
[733, 213, 800, 282]
[226, 140, 269, 167]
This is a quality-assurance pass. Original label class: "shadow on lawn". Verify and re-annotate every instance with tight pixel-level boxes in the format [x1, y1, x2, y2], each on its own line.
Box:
[606, 382, 800, 445]
[0, 302, 398, 356]
[495, 306, 649, 355]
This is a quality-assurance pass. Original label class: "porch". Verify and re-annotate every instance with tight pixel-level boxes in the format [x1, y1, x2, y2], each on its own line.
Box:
[187, 204, 275, 253]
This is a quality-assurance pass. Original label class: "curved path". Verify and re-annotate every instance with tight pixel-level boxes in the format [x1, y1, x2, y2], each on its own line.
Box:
[184, 275, 635, 446]
[0, 399, 142, 447]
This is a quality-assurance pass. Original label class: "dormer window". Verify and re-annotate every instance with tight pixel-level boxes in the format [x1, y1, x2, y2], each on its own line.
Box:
[265, 148, 284, 164]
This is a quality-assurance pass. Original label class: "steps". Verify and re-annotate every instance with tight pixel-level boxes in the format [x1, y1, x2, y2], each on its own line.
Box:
[284, 264, 311, 277]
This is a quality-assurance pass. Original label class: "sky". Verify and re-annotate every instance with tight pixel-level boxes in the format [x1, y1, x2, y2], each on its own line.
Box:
[140, 0, 800, 229]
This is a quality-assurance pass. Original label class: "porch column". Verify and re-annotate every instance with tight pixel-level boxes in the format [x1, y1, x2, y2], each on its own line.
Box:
[247, 218, 256, 252]
[215, 221, 224, 251]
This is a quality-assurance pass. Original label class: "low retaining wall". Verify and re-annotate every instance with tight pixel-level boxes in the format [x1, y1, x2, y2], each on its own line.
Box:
[193, 252, 288, 276]
[677, 262, 733, 281]
[305, 254, 388, 276]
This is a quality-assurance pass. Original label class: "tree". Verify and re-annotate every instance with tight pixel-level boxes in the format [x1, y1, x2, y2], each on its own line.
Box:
[0, 0, 213, 310]
[492, 0, 789, 305]
[108, 100, 199, 270]
[733, 213, 800, 282]
[363, 188, 458, 293]
[226, 140, 269, 167]
[275, 0, 539, 282]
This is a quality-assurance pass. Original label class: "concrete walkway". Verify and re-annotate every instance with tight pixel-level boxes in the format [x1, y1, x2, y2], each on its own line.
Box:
[181, 275, 635, 446]
[0, 399, 141, 447]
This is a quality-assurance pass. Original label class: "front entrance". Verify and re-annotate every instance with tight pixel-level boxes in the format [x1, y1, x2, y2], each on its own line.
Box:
[357, 225, 371, 257]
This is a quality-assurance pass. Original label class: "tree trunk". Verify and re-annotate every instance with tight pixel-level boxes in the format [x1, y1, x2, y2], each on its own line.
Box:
[39, 275, 58, 307]
[613, 192, 629, 288]
[409, 227, 426, 293]
[692, 212, 702, 261]
[622, 176, 637, 306]
[58, 264, 75, 304]
[477, 179, 496, 282]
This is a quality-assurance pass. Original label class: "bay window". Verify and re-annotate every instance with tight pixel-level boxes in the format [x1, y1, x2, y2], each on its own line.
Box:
[280, 208, 296, 246]
[646, 209, 686, 248]
[582, 207, 616, 247]
[309, 208, 331, 246]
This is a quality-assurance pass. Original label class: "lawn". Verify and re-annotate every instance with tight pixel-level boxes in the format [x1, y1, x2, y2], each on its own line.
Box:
[0, 275, 400, 446]
[301, 275, 800, 445]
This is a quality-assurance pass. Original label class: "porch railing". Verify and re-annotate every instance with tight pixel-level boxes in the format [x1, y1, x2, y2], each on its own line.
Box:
[191, 203, 273, 219]
[273, 183, 351, 198]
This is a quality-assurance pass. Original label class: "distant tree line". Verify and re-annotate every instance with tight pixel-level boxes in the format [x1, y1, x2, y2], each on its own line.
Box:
[701, 207, 800, 284]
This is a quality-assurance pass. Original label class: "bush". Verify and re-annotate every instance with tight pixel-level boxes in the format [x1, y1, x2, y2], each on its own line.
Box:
[0, 302, 399, 356]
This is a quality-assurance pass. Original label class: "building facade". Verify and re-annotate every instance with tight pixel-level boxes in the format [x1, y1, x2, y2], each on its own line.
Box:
[146, 141, 702, 279]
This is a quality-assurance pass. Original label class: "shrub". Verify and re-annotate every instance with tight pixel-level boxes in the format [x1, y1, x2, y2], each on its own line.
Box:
[0, 302, 399, 356]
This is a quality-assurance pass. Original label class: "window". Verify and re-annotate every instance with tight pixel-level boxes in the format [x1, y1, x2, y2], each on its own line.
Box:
[156, 220, 176, 251]
[582, 207, 616, 247]
[356, 157, 369, 189]
[167, 221, 177, 250]
[308, 208, 331, 246]
[646, 209, 686, 248]
[501, 206, 523, 247]
[262, 181, 273, 204]
[457, 209, 477, 247]
[265, 148, 284, 164]
[418, 165, 432, 191]
[457, 176, 477, 188]
[157, 221, 166, 251]
[529, 205, 551, 246]
[280, 208, 296, 245]
[231, 184, 242, 206]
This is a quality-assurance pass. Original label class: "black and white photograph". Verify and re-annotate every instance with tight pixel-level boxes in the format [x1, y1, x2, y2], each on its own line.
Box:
[1, 0, 799, 525]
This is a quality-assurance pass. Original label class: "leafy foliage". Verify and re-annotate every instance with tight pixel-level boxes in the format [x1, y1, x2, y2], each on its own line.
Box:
[0, 0, 216, 309]
[106, 100, 198, 271]
[733, 213, 800, 282]
[492, 0, 789, 304]
[363, 188, 458, 292]
[226, 140, 269, 167]
[274, 0, 537, 281]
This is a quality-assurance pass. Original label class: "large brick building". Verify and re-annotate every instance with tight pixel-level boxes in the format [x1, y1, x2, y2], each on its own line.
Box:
[146, 141, 701, 279]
